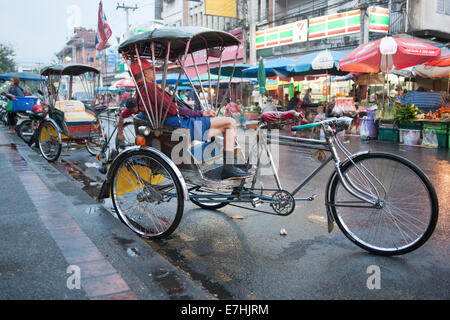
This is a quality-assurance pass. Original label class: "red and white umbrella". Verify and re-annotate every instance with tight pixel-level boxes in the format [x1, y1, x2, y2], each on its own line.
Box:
[339, 37, 441, 73]
[114, 78, 135, 89]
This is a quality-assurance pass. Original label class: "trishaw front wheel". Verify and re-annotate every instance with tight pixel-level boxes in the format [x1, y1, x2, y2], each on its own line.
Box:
[38, 120, 62, 162]
[329, 152, 438, 256]
[110, 150, 184, 240]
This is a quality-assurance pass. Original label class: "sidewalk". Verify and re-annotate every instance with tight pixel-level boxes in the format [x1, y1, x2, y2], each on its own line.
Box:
[0, 127, 212, 300]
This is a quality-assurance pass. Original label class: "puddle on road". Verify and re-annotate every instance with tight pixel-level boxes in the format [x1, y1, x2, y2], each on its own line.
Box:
[151, 268, 192, 300]
[59, 159, 103, 199]
[149, 244, 234, 300]
[126, 247, 141, 257]
[0, 143, 17, 149]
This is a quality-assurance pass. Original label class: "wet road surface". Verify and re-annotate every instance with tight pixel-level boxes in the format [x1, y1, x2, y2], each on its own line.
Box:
[43, 132, 449, 299]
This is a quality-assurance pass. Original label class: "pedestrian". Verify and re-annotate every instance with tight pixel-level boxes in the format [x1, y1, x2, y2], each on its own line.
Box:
[179, 90, 187, 102]
[224, 97, 245, 128]
[303, 88, 312, 104]
[224, 98, 242, 117]
[188, 89, 201, 110]
[2, 77, 25, 133]
[284, 93, 290, 110]
[287, 91, 303, 111]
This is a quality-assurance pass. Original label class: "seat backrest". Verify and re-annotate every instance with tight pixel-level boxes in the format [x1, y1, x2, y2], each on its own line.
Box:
[54, 100, 86, 113]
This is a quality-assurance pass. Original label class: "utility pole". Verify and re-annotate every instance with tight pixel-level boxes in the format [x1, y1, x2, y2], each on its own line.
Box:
[116, 2, 138, 39]
[248, 0, 257, 64]
[359, 0, 369, 45]
[239, 0, 249, 64]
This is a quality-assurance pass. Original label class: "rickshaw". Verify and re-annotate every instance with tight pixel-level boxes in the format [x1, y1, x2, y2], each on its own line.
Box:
[97, 27, 438, 256]
[37, 64, 102, 162]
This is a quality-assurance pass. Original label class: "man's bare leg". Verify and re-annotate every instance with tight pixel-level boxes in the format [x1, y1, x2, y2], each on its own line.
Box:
[209, 117, 236, 151]
[209, 117, 250, 179]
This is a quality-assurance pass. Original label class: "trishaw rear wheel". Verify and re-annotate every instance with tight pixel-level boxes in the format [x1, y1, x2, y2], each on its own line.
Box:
[38, 120, 62, 162]
[111, 150, 184, 240]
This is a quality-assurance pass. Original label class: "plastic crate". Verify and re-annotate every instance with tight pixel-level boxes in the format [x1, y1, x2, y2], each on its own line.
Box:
[378, 127, 398, 142]
[423, 122, 448, 133]
[12, 97, 38, 112]
[399, 123, 422, 130]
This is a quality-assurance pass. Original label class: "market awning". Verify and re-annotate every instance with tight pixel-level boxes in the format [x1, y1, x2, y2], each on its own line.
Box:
[242, 57, 295, 78]
[413, 65, 450, 79]
[0, 72, 41, 82]
[281, 50, 350, 76]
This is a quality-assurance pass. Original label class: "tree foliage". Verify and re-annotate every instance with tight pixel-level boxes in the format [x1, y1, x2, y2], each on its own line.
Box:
[0, 43, 16, 74]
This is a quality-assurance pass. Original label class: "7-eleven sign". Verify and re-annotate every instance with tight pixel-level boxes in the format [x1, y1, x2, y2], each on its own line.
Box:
[256, 20, 307, 50]
[369, 6, 389, 33]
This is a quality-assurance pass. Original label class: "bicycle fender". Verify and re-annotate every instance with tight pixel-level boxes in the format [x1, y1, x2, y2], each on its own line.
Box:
[324, 150, 370, 233]
[101, 146, 189, 201]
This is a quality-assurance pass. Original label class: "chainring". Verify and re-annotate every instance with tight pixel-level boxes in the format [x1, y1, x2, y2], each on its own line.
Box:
[270, 190, 295, 216]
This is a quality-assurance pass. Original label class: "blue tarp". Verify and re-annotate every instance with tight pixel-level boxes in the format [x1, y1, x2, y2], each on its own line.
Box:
[0, 72, 41, 82]
[242, 57, 295, 78]
[398, 91, 443, 112]
[156, 73, 188, 84]
[210, 63, 253, 78]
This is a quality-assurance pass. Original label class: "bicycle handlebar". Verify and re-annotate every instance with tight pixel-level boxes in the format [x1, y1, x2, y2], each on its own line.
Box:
[291, 118, 338, 132]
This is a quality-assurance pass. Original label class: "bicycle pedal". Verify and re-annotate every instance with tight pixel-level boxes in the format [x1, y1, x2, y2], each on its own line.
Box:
[252, 197, 262, 208]
[98, 166, 107, 175]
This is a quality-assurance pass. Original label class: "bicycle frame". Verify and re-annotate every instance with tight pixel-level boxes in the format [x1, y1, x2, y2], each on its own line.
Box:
[191, 124, 383, 209]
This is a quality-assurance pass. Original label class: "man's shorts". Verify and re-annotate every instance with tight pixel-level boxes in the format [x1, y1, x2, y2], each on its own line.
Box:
[165, 115, 211, 141]
[137, 112, 211, 141]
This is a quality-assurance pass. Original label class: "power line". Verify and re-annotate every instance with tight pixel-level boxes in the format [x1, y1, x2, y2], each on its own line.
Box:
[116, 2, 139, 39]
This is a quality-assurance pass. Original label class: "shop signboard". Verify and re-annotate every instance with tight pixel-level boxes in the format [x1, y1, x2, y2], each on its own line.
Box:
[308, 7, 389, 40]
[309, 10, 361, 40]
[368, 6, 389, 33]
[115, 63, 125, 73]
[205, 0, 237, 18]
[255, 20, 308, 50]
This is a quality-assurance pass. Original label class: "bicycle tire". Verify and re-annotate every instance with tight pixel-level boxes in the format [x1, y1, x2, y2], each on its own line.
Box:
[37, 120, 62, 162]
[17, 120, 34, 144]
[328, 152, 438, 256]
[110, 149, 184, 240]
[86, 119, 103, 156]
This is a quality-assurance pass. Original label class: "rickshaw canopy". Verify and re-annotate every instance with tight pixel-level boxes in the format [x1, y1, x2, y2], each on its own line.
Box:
[41, 64, 100, 77]
[118, 26, 241, 60]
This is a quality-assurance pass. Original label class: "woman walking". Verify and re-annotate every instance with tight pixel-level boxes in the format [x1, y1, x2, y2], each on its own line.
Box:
[2, 77, 25, 133]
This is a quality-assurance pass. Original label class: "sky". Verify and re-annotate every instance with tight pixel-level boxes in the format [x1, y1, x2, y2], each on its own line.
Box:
[0, 0, 157, 67]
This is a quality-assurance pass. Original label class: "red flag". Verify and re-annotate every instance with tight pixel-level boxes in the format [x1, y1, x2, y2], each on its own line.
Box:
[95, 1, 112, 51]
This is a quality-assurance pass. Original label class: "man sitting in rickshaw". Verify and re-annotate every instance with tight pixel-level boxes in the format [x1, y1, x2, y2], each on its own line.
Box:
[117, 59, 251, 180]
